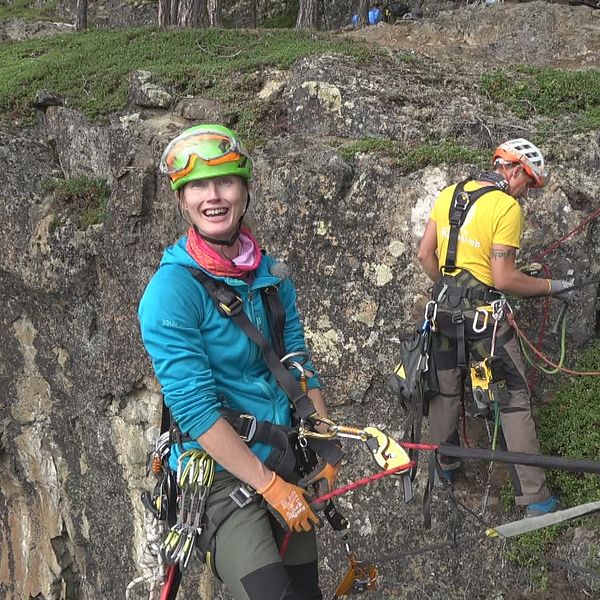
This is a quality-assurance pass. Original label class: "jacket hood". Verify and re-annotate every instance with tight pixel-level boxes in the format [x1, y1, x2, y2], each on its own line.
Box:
[159, 236, 200, 269]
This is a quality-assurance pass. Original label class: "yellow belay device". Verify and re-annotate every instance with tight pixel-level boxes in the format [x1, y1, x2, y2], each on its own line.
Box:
[470, 356, 508, 412]
[298, 418, 413, 597]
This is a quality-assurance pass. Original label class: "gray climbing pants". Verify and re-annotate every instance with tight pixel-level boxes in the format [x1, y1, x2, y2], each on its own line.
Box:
[428, 319, 551, 505]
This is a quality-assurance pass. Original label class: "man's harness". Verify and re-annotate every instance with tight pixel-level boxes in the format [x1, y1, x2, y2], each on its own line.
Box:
[434, 180, 504, 368]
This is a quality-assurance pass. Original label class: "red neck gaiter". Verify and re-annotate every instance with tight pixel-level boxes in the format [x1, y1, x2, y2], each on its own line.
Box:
[186, 226, 262, 278]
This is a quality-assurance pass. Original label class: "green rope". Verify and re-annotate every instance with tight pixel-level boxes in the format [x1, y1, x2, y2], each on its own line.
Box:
[519, 314, 567, 375]
[491, 401, 500, 450]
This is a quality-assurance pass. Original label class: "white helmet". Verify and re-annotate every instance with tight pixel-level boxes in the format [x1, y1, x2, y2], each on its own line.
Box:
[492, 138, 548, 188]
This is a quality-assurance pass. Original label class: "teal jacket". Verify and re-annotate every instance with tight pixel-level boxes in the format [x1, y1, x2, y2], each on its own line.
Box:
[138, 237, 320, 470]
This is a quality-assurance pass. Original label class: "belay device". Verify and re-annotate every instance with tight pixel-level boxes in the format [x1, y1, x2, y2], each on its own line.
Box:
[470, 356, 509, 413]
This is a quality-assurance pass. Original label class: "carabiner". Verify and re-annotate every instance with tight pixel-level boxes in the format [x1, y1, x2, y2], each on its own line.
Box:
[297, 416, 338, 441]
[472, 307, 489, 333]
[424, 300, 437, 323]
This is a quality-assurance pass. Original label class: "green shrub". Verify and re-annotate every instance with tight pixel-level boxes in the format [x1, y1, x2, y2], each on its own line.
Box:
[338, 138, 399, 162]
[481, 67, 600, 133]
[0, 28, 371, 121]
[538, 340, 600, 506]
[504, 341, 600, 570]
[339, 138, 487, 172]
[505, 525, 564, 567]
[396, 141, 487, 173]
[48, 176, 110, 230]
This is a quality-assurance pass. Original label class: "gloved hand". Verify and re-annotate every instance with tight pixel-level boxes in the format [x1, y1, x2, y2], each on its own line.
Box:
[258, 473, 319, 532]
[548, 279, 575, 299]
[298, 461, 341, 498]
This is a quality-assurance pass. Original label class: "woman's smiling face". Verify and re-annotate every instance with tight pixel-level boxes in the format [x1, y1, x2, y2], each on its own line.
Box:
[180, 175, 248, 241]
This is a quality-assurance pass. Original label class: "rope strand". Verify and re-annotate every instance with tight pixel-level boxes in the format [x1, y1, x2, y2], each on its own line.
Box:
[508, 313, 600, 376]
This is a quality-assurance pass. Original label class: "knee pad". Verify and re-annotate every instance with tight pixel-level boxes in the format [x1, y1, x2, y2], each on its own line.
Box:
[241, 562, 294, 600]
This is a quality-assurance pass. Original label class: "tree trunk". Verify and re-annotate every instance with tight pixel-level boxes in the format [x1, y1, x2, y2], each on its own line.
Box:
[250, 0, 257, 28]
[75, 0, 87, 31]
[358, 0, 369, 27]
[170, 0, 179, 25]
[158, 0, 171, 26]
[178, 0, 208, 26]
[296, 0, 320, 29]
[207, 0, 221, 26]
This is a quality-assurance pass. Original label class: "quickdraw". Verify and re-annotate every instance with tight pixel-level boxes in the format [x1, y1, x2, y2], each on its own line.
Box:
[160, 450, 215, 571]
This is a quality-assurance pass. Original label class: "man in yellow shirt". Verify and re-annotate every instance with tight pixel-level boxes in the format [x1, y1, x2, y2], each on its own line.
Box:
[417, 138, 572, 516]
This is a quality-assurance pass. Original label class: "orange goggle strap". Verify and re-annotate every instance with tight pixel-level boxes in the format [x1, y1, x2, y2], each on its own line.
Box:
[169, 152, 243, 184]
[160, 130, 248, 181]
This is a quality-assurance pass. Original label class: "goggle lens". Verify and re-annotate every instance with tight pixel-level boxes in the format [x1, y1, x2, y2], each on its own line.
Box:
[160, 130, 245, 181]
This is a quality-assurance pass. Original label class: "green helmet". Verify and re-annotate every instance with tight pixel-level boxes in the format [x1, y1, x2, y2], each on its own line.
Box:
[160, 124, 253, 191]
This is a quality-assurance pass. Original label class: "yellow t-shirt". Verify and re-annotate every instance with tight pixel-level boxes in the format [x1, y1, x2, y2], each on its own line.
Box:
[430, 181, 522, 287]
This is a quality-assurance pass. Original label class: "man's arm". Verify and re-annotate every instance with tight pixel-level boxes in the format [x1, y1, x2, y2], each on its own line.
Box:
[417, 219, 441, 282]
[490, 244, 550, 297]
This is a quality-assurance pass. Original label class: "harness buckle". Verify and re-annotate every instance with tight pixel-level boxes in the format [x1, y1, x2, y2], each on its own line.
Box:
[229, 484, 256, 508]
[453, 191, 470, 210]
[238, 414, 257, 442]
[218, 295, 243, 317]
[451, 311, 465, 325]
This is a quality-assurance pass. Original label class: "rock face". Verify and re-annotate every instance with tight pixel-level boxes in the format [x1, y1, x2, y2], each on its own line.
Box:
[2, 6, 600, 599]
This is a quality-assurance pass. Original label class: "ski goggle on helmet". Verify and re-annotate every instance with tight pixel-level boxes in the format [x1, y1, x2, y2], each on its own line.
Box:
[492, 138, 548, 188]
[160, 124, 252, 191]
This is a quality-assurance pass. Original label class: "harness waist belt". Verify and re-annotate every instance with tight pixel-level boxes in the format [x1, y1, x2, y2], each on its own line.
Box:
[437, 283, 503, 305]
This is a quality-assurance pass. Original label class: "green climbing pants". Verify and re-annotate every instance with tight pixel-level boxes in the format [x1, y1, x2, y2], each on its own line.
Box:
[204, 472, 322, 600]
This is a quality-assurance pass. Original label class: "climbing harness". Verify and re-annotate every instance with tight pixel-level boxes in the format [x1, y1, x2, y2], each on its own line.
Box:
[141, 265, 403, 598]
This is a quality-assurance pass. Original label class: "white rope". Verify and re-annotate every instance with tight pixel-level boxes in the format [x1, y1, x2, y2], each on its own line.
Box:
[125, 508, 167, 600]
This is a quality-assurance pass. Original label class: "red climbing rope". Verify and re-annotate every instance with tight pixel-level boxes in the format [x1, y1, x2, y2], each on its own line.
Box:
[279, 460, 416, 557]
[527, 204, 600, 387]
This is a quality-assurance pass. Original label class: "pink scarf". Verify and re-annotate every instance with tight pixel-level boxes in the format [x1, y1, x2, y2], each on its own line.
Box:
[186, 226, 262, 278]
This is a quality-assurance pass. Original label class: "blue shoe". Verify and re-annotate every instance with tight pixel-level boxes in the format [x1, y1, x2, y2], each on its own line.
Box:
[442, 469, 455, 483]
[526, 496, 560, 517]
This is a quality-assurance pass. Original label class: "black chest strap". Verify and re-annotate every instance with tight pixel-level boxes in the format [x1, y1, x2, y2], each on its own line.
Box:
[188, 268, 343, 476]
[443, 180, 498, 273]
[188, 267, 318, 422]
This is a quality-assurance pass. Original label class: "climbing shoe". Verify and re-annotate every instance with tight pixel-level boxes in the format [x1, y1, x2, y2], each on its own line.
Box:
[434, 468, 455, 486]
[526, 496, 560, 517]
[442, 469, 455, 483]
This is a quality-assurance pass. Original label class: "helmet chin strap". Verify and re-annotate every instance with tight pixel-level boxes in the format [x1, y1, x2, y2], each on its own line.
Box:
[195, 192, 251, 248]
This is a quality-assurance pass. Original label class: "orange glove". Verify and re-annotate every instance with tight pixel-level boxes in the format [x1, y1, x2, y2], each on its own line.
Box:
[258, 473, 320, 532]
[298, 461, 341, 497]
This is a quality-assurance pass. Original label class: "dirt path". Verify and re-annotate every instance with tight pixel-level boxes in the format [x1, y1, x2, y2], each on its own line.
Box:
[344, 1, 600, 69]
